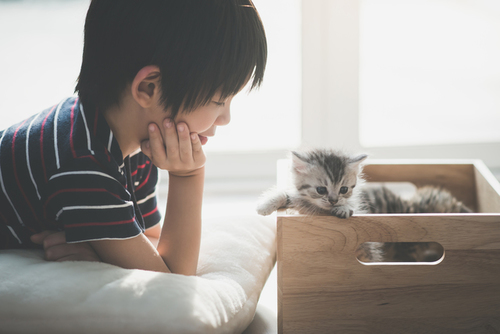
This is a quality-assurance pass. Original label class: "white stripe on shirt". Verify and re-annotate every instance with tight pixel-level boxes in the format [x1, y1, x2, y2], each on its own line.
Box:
[6, 225, 22, 244]
[55, 201, 134, 220]
[107, 131, 113, 153]
[49, 170, 121, 184]
[26, 112, 43, 199]
[137, 191, 156, 205]
[79, 102, 95, 155]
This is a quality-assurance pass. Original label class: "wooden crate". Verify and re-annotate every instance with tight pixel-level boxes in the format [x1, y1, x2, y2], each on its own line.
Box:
[277, 160, 500, 334]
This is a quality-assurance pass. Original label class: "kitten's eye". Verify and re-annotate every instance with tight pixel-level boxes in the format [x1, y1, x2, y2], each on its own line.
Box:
[339, 186, 348, 194]
[316, 187, 328, 195]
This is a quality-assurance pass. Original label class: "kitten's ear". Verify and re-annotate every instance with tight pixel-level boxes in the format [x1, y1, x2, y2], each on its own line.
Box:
[348, 154, 368, 169]
[291, 151, 310, 174]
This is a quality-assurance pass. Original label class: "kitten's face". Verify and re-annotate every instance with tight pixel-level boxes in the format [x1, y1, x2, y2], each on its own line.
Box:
[291, 150, 366, 212]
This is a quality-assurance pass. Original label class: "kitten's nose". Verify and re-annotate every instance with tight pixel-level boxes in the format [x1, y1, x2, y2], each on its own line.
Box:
[328, 197, 338, 205]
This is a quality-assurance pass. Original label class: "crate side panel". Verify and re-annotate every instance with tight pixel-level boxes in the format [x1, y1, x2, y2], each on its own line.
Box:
[280, 214, 500, 333]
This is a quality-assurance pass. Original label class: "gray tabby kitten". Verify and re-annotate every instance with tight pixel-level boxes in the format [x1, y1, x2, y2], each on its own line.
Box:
[257, 149, 473, 262]
[361, 186, 472, 214]
[256, 149, 368, 219]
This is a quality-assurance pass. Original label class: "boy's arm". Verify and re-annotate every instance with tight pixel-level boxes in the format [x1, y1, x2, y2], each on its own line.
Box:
[89, 120, 205, 274]
[32, 224, 162, 262]
[140, 119, 206, 275]
[157, 167, 204, 275]
[89, 234, 171, 273]
[144, 222, 161, 247]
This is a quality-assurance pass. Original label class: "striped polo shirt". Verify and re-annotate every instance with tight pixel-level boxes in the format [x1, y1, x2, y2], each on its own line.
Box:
[0, 97, 161, 249]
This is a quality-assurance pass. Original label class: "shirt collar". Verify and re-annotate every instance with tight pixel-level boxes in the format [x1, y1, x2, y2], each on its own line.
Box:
[80, 100, 124, 167]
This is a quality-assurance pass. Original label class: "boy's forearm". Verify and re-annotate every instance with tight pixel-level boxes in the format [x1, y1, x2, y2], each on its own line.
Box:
[157, 167, 205, 275]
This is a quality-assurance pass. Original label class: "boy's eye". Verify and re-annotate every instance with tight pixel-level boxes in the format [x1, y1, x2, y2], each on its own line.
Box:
[316, 187, 327, 195]
[212, 101, 225, 107]
[339, 186, 348, 194]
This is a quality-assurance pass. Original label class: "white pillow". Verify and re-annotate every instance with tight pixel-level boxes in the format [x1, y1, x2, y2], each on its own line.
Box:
[0, 215, 276, 334]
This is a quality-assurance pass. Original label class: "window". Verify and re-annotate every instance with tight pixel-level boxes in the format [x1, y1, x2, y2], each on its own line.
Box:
[0, 0, 87, 129]
[360, 0, 500, 147]
[301, 0, 500, 169]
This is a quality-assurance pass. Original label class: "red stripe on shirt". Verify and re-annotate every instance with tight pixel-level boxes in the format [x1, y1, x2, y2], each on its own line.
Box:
[76, 154, 106, 170]
[130, 162, 149, 177]
[69, 98, 79, 158]
[142, 207, 158, 218]
[135, 166, 152, 191]
[45, 188, 121, 206]
[65, 218, 135, 228]
[40, 105, 57, 183]
[104, 148, 111, 162]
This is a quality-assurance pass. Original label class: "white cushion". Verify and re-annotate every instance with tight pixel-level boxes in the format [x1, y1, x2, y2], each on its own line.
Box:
[0, 215, 276, 334]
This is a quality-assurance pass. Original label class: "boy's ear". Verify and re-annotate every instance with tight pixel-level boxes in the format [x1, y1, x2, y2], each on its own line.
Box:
[131, 65, 162, 108]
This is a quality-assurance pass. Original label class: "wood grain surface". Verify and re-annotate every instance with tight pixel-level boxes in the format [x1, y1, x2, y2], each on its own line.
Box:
[277, 161, 500, 333]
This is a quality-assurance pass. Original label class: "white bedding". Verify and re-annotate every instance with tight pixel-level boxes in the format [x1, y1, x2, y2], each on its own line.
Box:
[0, 215, 276, 334]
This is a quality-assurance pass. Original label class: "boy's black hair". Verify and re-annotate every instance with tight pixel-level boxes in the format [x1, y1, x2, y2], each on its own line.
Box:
[75, 0, 267, 119]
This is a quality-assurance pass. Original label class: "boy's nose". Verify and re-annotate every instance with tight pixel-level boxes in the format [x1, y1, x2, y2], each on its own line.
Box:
[215, 107, 231, 126]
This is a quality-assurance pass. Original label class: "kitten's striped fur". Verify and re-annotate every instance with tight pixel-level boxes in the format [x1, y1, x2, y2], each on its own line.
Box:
[257, 149, 367, 218]
[256, 148, 472, 262]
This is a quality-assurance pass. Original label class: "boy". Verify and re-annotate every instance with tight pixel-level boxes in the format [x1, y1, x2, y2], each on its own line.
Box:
[0, 0, 267, 274]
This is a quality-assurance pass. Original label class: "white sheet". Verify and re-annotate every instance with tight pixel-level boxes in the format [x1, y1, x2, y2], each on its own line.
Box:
[0, 215, 276, 334]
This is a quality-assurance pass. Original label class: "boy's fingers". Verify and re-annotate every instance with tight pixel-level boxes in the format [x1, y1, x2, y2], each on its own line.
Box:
[176, 123, 193, 163]
[190, 133, 205, 164]
[140, 140, 151, 157]
[42, 231, 67, 249]
[46, 242, 99, 262]
[30, 230, 59, 245]
[164, 119, 180, 159]
[148, 123, 167, 164]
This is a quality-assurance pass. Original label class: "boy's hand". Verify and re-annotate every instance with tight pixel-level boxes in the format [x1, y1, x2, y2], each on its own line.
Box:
[30, 231, 100, 262]
[141, 119, 206, 176]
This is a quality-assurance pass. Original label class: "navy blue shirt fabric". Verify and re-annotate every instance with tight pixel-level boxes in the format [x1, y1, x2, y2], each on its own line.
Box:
[0, 97, 161, 248]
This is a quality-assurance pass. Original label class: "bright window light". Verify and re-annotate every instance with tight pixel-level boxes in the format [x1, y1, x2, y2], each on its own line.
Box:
[360, 0, 500, 147]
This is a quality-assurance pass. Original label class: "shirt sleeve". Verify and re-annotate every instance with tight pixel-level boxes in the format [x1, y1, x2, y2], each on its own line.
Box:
[44, 154, 144, 243]
[130, 153, 162, 230]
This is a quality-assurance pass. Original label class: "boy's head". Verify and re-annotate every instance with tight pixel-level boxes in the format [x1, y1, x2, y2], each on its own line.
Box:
[75, 0, 267, 119]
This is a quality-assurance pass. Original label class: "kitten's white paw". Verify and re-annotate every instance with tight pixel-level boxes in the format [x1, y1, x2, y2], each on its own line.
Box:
[331, 206, 353, 219]
[256, 202, 278, 216]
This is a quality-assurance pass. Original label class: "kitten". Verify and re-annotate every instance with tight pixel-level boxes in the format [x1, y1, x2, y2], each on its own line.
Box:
[362, 186, 472, 214]
[257, 148, 473, 263]
[256, 149, 368, 218]
[257, 148, 472, 216]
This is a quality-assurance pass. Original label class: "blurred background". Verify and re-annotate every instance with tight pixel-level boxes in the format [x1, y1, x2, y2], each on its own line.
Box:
[1, 0, 500, 317]
[1, 0, 499, 194]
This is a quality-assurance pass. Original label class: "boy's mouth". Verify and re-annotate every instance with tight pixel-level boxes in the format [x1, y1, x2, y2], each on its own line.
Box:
[198, 134, 208, 145]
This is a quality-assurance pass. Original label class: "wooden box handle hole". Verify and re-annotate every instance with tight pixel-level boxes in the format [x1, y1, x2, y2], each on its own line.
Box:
[356, 242, 445, 266]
